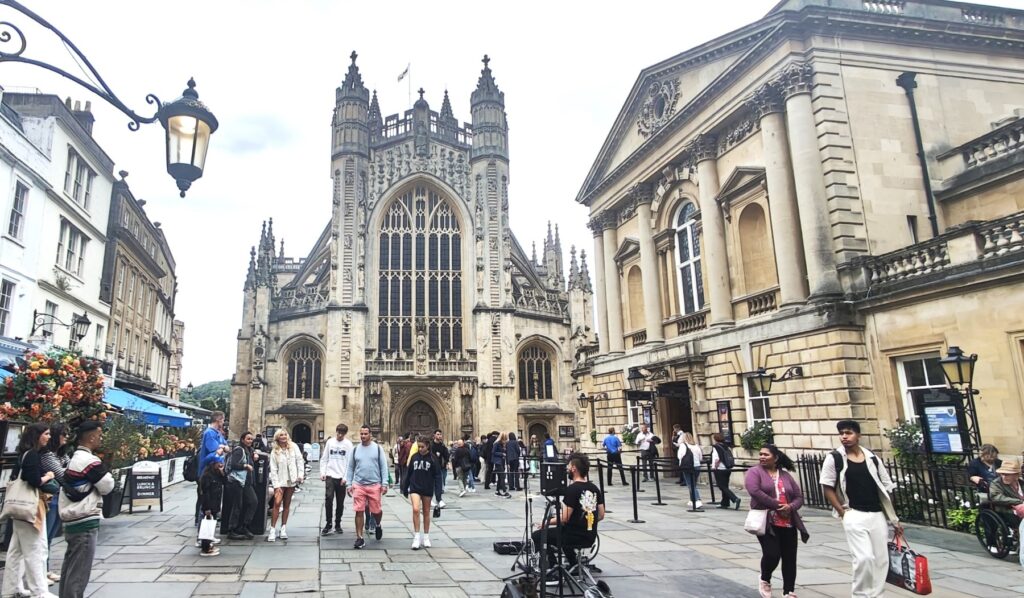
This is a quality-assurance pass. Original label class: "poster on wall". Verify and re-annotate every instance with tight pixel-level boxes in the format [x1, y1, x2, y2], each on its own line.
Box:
[716, 401, 735, 446]
[913, 388, 969, 455]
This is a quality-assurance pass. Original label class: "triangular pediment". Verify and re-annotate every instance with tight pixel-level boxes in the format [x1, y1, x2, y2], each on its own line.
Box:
[612, 237, 640, 265]
[717, 166, 766, 203]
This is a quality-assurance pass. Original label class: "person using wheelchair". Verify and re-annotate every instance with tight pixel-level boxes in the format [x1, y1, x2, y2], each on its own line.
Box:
[532, 453, 605, 583]
[967, 444, 1002, 494]
[989, 460, 1024, 516]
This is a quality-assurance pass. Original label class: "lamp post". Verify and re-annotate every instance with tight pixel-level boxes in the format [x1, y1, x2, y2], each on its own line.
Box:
[626, 366, 657, 424]
[30, 310, 90, 350]
[0, 0, 218, 197]
[938, 346, 982, 456]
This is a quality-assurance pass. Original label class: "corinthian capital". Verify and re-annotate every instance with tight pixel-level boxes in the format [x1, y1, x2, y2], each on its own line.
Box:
[776, 62, 814, 99]
[629, 182, 655, 205]
[587, 212, 618, 233]
[748, 82, 785, 118]
[688, 133, 719, 164]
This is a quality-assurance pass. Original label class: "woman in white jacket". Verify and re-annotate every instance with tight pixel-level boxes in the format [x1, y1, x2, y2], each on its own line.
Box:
[677, 432, 704, 511]
[267, 429, 304, 542]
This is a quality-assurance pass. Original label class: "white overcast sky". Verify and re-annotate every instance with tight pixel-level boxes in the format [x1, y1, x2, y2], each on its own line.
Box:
[3, 0, 1020, 386]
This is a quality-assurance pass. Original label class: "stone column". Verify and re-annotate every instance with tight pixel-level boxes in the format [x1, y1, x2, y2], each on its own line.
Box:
[601, 214, 625, 353]
[751, 82, 809, 306]
[692, 134, 733, 326]
[590, 221, 610, 354]
[778, 63, 842, 299]
[634, 185, 664, 343]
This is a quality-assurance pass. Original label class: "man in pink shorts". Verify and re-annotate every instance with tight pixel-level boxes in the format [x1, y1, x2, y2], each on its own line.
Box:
[346, 425, 389, 549]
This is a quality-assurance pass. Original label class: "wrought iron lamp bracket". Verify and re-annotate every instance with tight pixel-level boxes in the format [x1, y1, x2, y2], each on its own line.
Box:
[0, 0, 162, 130]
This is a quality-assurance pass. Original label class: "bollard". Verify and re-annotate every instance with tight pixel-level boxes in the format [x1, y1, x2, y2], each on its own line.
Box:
[650, 458, 667, 506]
[635, 454, 645, 492]
[706, 460, 717, 505]
[627, 465, 645, 524]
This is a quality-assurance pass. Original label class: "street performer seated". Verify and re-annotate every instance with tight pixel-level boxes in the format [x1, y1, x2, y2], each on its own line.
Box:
[532, 453, 605, 576]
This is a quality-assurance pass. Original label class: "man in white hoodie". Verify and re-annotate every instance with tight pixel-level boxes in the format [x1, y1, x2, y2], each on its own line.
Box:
[321, 423, 353, 535]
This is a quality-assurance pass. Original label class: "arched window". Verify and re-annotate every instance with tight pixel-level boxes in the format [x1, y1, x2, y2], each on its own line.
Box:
[518, 345, 553, 400]
[674, 203, 705, 315]
[377, 185, 463, 353]
[286, 343, 322, 400]
[738, 203, 777, 293]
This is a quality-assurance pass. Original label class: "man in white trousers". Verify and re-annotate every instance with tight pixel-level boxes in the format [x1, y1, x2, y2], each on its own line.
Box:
[820, 420, 901, 598]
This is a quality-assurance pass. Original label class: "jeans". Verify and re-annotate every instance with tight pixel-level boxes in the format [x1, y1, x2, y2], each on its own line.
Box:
[508, 461, 521, 490]
[46, 493, 61, 569]
[59, 529, 97, 598]
[682, 470, 701, 504]
[434, 469, 447, 502]
[492, 462, 507, 493]
[758, 525, 798, 594]
[324, 477, 346, 527]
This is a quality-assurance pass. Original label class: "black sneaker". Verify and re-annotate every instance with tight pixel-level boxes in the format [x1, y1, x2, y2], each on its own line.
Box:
[354, 537, 365, 549]
[321, 524, 333, 536]
[433, 506, 441, 519]
[334, 523, 343, 534]
[243, 531, 254, 540]
[228, 532, 249, 540]
[375, 524, 383, 541]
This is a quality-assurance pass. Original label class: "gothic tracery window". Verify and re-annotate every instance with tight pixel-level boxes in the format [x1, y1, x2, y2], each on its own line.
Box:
[674, 202, 705, 315]
[286, 343, 322, 400]
[518, 345, 553, 400]
[377, 185, 463, 354]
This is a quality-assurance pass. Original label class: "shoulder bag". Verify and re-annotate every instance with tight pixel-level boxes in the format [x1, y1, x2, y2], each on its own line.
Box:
[0, 455, 41, 524]
[744, 508, 768, 536]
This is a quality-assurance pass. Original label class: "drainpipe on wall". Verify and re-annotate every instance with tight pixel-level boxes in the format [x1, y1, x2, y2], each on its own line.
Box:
[896, 72, 940, 239]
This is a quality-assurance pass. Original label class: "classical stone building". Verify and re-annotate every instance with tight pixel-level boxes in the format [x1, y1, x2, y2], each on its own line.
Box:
[230, 55, 593, 446]
[573, 0, 1024, 456]
[100, 173, 179, 395]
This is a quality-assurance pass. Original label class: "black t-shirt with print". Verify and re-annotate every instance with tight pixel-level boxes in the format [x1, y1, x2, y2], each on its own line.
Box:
[563, 481, 604, 536]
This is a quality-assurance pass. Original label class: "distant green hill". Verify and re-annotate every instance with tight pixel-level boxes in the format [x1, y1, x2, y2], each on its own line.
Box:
[182, 379, 230, 416]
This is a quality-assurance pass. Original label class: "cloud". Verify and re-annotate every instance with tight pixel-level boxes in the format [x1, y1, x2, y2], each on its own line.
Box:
[216, 114, 295, 154]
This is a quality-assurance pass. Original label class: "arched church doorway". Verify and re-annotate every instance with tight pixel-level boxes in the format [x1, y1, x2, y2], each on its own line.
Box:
[528, 422, 549, 442]
[292, 423, 312, 446]
[401, 401, 439, 439]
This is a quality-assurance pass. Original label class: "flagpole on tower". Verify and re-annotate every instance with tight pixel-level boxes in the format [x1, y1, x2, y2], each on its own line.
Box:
[398, 63, 411, 106]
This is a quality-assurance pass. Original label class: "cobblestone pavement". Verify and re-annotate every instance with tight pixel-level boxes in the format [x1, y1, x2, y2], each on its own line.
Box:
[8, 463, 1024, 597]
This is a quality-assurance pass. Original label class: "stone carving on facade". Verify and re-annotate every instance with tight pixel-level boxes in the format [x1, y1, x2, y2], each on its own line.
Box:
[749, 82, 785, 119]
[414, 318, 428, 375]
[775, 62, 814, 99]
[637, 78, 681, 138]
[252, 326, 267, 371]
[717, 114, 759, 155]
[688, 133, 719, 163]
[368, 142, 470, 206]
[273, 285, 329, 310]
[617, 198, 638, 224]
[461, 396, 473, 428]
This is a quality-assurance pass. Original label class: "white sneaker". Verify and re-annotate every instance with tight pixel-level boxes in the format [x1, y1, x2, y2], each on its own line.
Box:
[438, 500, 446, 509]
[469, 487, 476, 493]
[279, 526, 288, 540]
[266, 528, 276, 542]
[422, 534, 432, 548]
[411, 533, 421, 550]
[686, 501, 693, 507]
[695, 501, 703, 509]
[458, 489, 466, 497]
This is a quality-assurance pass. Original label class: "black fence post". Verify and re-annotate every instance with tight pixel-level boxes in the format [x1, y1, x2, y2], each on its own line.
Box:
[706, 460, 717, 505]
[635, 452, 645, 492]
[628, 465, 645, 524]
[651, 458, 667, 506]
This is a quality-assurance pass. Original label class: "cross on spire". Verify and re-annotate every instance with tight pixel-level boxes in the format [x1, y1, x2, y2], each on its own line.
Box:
[482, 54, 490, 68]
[418, 87, 425, 100]
[350, 51, 358, 64]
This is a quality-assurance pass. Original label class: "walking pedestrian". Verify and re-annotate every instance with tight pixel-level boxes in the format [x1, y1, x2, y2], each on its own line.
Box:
[492, 432, 510, 497]
[819, 419, 900, 598]
[746, 444, 809, 598]
[40, 423, 70, 585]
[671, 424, 686, 485]
[225, 431, 257, 540]
[266, 429, 304, 542]
[3, 423, 58, 598]
[451, 439, 473, 497]
[507, 432, 522, 491]
[602, 427, 628, 486]
[321, 423, 353, 535]
[462, 434, 477, 491]
[402, 436, 442, 549]
[481, 434, 493, 489]
[58, 420, 114, 598]
[396, 434, 412, 490]
[430, 429, 450, 508]
[528, 435, 540, 477]
[711, 433, 741, 509]
[635, 425, 654, 481]
[198, 456, 226, 557]
[346, 425, 389, 549]
[677, 432, 703, 511]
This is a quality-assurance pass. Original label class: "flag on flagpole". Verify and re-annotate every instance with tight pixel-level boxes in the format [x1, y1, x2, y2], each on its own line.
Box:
[397, 63, 410, 82]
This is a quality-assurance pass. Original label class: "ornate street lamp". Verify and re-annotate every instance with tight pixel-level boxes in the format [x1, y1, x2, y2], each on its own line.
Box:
[939, 346, 977, 388]
[627, 366, 645, 392]
[186, 382, 194, 395]
[750, 367, 774, 395]
[30, 310, 90, 349]
[576, 392, 590, 409]
[0, 0, 218, 197]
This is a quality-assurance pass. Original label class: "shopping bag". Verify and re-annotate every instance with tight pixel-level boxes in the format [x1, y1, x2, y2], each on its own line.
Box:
[743, 508, 768, 536]
[198, 516, 218, 541]
[887, 530, 932, 595]
[0, 478, 40, 524]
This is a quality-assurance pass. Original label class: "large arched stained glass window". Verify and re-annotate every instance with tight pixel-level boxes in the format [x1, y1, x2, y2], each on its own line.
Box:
[286, 344, 322, 400]
[518, 345, 553, 400]
[674, 202, 705, 315]
[378, 185, 463, 353]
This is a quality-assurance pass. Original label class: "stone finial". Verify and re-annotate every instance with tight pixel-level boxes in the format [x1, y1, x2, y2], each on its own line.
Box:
[339, 49, 368, 100]
[245, 246, 257, 291]
[471, 53, 504, 106]
[531, 241, 537, 264]
[578, 249, 593, 293]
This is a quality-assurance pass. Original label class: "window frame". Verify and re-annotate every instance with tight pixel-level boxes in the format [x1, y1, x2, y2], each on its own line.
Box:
[56, 220, 88, 276]
[286, 343, 323, 400]
[894, 352, 946, 421]
[673, 202, 705, 316]
[0, 279, 15, 336]
[743, 377, 772, 426]
[517, 344, 555, 401]
[7, 181, 28, 240]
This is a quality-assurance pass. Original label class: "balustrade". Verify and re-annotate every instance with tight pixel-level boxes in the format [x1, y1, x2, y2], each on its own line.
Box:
[746, 289, 778, 317]
[676, 309, 709, 335]
[979, 213, 1024, 259]
[629, 329, 647, 347]
[864, 240, 950, 285]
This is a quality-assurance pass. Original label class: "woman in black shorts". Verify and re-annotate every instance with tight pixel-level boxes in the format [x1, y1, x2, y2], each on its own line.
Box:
[401, 436, 441, 550]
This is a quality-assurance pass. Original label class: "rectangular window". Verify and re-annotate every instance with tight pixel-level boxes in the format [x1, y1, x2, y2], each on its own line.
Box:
[0, 280, 14, 336]
[745, 378, 771, 424]
[907, 215, 919, 245]
[626, 400, 641, 428]
[64, 150, 95, 208]
[56, 220, 88, 276]
[43, 301, 57, 339]
[127, 270, 136, 306]
[8, 182, 27, 240]
[895, 353, 946, 420]
[116, 261, 126, 299]
[93, 324, 104, 358]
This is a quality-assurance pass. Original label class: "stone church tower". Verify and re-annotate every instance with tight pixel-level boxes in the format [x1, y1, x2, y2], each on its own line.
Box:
[231, 54, 593, 447]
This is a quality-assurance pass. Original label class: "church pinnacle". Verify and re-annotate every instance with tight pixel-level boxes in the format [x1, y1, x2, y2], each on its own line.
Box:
[338, 50, 368, 101]
[244, 246, 257, 291]
[471, 54, 504, 106]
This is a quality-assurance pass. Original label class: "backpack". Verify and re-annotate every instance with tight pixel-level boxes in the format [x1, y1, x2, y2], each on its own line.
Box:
[679, 445, 696, 470]
[183, 454, 199, 482]
[715, 443, 736, 469]
[831, 450, 879, 479]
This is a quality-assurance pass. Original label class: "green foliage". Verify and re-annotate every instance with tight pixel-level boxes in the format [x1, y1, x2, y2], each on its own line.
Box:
[184, 379, 230, 418]
[622, 425, 639, 446]
[740, 421, 774, 451]
[946, 506, 978, 532]
[589, 429, 598, 443]
[883, 420, 925, 466]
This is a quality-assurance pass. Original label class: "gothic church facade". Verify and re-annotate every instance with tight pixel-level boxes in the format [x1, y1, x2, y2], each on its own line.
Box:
[230, 55, 593, 447]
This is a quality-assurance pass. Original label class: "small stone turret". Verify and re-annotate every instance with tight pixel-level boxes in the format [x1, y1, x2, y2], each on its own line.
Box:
[543, 222, 564, 290]
[470, 55, 508, 161]
[332, 51, 370, 159]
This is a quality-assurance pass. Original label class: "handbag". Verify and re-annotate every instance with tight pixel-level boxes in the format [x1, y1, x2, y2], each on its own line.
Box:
[198, 516, 218, 541]
[744, 508, 769, 536]
[0, 455, 41, 524]
[887, 530, 932, 595]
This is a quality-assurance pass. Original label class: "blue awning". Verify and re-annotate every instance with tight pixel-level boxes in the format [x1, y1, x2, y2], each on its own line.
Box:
[104, 387, 191, 428]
